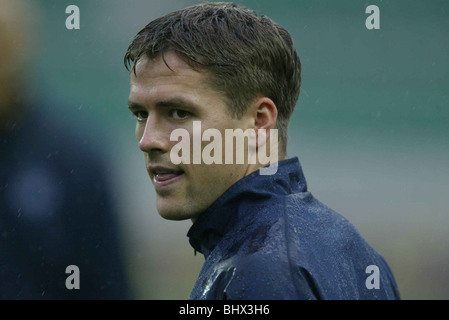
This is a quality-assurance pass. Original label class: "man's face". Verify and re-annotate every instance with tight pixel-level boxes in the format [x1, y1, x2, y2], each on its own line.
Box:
[128, 51, 254, 221]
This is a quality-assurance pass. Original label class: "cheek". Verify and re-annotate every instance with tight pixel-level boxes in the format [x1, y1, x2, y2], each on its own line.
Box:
[135, 123, 144, 141]
[190, 164, 242, 196]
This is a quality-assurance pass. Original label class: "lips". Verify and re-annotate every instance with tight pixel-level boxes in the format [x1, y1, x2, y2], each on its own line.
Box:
[154, 172, 180, 182]
[149, 166, 184, 187]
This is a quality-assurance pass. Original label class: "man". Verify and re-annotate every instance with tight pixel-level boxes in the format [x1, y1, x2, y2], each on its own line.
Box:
[124, 2, 400, 299]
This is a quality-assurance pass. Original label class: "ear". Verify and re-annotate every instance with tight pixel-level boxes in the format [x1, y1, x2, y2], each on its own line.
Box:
[253, 97, 278, 130]
[253, 97, 278, 149]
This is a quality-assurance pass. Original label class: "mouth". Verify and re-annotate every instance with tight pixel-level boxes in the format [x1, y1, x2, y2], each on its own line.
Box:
[149, 166, 185, 188]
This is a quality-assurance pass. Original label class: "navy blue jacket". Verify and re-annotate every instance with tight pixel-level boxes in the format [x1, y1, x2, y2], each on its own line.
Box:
[188, 157, 400, 300]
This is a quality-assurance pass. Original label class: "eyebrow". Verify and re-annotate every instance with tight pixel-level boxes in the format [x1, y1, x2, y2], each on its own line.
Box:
[128, 98, 200, 111]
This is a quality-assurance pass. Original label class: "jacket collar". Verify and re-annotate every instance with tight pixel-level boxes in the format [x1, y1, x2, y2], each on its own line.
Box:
[187, 157, 308, 258]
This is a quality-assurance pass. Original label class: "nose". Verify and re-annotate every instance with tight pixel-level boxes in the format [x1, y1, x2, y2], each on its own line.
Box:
[137, 114, 169, 154]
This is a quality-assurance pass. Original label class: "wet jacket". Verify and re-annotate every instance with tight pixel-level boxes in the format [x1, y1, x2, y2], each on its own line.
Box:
[187, 157, 400, 300]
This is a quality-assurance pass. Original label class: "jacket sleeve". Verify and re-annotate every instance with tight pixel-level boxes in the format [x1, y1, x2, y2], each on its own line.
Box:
[220, 254, 319, 300]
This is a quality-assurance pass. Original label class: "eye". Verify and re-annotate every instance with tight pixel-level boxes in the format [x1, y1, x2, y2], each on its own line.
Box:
[170, 109, 190, 120]
[134, 111, 148, 121]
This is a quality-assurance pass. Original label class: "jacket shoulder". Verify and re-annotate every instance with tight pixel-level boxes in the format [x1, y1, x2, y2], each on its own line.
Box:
[220, 251, 319, 300]
[283, 192, 400, 299]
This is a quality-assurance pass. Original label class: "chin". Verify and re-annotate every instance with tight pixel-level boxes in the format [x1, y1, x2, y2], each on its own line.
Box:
[156, 201, 199, 221]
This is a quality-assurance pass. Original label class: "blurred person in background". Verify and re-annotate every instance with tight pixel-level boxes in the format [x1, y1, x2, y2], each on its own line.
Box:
[0, 0, 130, 299]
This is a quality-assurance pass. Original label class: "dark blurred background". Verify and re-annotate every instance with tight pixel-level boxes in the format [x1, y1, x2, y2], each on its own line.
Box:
[1, 0, 448, 299]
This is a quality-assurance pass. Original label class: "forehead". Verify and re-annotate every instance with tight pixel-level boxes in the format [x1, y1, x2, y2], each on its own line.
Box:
[133, 51, 194, 77]
[129, 51, 224, 107]
[128, 51, 234, 118]
[130, 51, 206, 92]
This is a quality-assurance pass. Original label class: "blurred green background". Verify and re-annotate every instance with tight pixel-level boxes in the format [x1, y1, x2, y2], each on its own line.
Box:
[16, 0, 449, 299]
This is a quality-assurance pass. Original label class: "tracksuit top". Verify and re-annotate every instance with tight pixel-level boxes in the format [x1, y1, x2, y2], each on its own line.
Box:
[187, 157, 400, 299]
